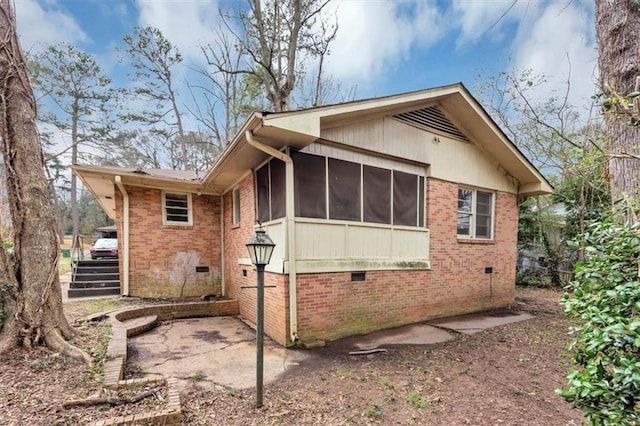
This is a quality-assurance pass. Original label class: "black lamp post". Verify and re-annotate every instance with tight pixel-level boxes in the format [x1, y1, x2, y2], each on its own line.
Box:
[246, 227, 275, 408]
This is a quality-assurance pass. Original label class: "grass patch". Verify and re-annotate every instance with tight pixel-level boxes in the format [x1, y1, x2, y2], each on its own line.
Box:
[407, 391, 428, 409]
[58, 258, 73, 275]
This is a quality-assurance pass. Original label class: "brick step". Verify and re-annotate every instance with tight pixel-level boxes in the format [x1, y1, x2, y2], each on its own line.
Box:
[70, 280, 121, 289]
[67, 287, 121, 298]
[122, 315, 159, 337]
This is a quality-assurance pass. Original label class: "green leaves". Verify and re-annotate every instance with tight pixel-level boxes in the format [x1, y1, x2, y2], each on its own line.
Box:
[558, 213, 640, 424]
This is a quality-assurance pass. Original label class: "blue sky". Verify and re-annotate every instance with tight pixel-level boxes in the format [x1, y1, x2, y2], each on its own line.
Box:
[16, 0, 597, 125]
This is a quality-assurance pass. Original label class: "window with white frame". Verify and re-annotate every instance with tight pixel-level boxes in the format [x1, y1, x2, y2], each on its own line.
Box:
[457, 188, 493, 239]
[232, 187, 241, 225]
[163, 192, 192, 225]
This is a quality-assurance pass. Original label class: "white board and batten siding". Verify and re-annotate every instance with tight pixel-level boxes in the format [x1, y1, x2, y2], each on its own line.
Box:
[321, 117, 518, 194]
[259, 219, 430, 274]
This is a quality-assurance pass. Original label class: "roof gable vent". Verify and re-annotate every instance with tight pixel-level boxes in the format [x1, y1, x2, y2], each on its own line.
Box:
[393, 106, 469, 142]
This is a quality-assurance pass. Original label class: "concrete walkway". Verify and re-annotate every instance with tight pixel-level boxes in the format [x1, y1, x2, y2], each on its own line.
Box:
[126, 309, 534, 390]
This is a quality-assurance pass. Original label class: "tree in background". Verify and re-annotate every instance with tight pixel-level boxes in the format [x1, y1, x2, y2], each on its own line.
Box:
[28, 44, 115, 247]
[0, 0, 90, 362]
[217, 0, 338, 112]
[479, 70, 609, 287]
[194, 28, 263, 147]
[118, 26, 218, 171]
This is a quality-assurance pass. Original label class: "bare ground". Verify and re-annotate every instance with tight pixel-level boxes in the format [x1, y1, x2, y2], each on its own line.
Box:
[0, 287, 583, 425]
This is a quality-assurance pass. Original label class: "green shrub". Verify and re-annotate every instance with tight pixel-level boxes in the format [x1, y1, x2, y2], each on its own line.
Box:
[557, 215, 640, 424]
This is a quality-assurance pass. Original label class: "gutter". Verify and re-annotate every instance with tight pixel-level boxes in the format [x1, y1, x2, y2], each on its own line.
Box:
[114, 176, 130, 296]
[220, 195, 225, 296]
[245, 130, 299, 343]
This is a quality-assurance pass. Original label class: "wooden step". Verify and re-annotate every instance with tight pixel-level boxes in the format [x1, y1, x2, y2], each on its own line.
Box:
[69, 280, 121, 289]
[67, 287, 121, 298]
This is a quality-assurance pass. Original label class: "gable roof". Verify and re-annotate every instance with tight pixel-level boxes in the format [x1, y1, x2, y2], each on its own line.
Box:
[75, 82, 552, 218]
[202, 82, 552, 196]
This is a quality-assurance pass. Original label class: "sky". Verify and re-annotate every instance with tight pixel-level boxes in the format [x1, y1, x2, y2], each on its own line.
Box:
[15, 0, 598, 143]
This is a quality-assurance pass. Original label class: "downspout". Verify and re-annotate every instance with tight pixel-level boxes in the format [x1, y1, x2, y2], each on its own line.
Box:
[245, 130, 299, 342]
[114, 176, 130, 296]
[220, 195, 225, 296]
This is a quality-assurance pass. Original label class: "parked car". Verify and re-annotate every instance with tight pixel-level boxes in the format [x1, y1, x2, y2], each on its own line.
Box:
[90, 238, 118, 259]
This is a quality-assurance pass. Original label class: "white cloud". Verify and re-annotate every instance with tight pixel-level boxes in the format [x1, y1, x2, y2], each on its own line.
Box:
[324, 0, 443, 83]
[135, 0, 221, 62]
[451, 0, 537, 45]
[512, 2, 597, 108]
[14, 0, 88, 53]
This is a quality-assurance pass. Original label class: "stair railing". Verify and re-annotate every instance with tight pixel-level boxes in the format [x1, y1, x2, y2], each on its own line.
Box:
[70, 234, 85, 265]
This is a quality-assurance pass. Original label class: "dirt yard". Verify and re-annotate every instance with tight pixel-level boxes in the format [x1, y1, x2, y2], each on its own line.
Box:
[0, 287, 583, 425]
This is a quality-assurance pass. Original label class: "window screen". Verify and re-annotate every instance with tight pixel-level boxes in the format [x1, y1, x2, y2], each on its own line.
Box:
[292, 151, 326, 219]
[393, 170, 418, 226]
[363, 165, 391, 224]
[457, 188, 472, 235]
[270, 159, 286, 220]
[328, 158, 361, 221]
[475, 191, 493, 238]
[256, 165, 270, 223]
[419, 176, 425, 227]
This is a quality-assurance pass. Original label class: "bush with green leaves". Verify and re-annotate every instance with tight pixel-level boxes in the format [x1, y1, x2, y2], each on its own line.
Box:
[557, 214, 640, 424]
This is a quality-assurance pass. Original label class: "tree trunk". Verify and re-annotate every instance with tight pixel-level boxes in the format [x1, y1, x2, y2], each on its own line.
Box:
[0, 0, 91, 364]
[71, 101, 79, 244]
[595, 0, 640, 202]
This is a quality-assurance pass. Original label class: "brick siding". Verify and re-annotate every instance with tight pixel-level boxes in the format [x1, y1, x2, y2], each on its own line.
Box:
[294, 178, 518, 342]
[115, 186, 222, 298]
[116, 174, 518, 346]
[222, 174, 289, 345]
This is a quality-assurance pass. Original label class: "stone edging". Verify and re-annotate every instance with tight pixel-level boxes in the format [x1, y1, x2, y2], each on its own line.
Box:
[98, 300, 240, 425]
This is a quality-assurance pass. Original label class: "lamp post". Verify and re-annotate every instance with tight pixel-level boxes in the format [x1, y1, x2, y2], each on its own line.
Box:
[246, 226, 275, 408]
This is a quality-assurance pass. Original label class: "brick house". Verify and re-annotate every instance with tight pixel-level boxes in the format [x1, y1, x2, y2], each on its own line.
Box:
[75, 83, 552, 346]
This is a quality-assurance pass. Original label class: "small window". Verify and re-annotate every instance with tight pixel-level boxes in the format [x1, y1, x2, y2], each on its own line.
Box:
[163, 192, 192, 225]
[232, 187, 241, 225]
[457, 187, 493, 239]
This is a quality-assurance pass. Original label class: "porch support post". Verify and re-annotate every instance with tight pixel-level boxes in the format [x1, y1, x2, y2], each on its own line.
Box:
[114, 176, 130, 296]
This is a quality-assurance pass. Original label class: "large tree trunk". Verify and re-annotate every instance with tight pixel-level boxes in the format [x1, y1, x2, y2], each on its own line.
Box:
[595, 0, 640, 202]
[0, 0, 90, 364]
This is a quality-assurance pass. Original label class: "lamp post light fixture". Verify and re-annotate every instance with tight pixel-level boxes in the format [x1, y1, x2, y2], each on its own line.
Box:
[245, 226, 275, 408]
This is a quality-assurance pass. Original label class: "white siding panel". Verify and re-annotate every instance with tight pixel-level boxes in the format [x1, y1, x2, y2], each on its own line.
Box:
[391, 228, 429, 259]
[263, 220, 286, 260]
[346, 225, 392, 258]
[294, 220, 429, 263]
[321, 117, 518, 193]
[295, 221, 345, 259]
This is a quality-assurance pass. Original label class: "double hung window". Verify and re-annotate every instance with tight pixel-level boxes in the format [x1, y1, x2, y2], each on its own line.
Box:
[457, 188, 493, 239]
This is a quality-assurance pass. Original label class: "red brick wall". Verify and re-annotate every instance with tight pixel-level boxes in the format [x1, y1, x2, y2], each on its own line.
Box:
[222, 174, 289, 345]
[295, 178, 518, 342]
[115, 186, 222, 298]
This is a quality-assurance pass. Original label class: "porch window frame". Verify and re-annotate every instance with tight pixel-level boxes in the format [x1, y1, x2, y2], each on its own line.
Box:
[162, 191, 193, 226]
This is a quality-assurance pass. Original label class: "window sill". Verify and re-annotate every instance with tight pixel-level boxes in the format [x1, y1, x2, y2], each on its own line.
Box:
[457, 237, 494, 244]
[163, 222, 193, 228]
[231, 223, 241, 229]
